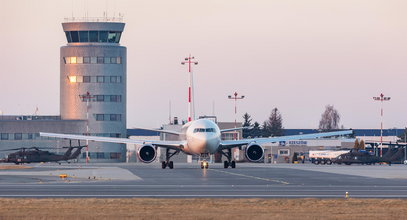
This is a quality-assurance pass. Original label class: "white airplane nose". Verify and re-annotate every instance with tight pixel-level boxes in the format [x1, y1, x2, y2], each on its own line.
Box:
[190, 133, 219, 154]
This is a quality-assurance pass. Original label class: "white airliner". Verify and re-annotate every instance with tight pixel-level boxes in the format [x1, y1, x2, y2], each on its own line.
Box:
[41, 119, 352, 169]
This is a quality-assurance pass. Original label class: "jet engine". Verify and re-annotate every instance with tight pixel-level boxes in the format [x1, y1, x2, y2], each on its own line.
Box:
[245, 143, 264, 162]
[138, 144, 157, 163]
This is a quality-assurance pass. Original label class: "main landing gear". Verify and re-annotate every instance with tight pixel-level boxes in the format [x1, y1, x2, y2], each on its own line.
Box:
[162, 148, 178, 169]
[220, 148, 236, 168]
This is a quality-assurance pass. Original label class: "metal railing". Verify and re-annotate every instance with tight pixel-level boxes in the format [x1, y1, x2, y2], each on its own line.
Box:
[64, 16, 124, 23]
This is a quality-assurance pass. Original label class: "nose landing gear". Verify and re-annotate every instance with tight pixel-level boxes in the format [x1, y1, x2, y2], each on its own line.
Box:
[201, 160, 209, 169]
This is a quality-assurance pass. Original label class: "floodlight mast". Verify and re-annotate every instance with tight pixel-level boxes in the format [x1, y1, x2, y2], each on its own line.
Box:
[79, 91, 94, 164]
[373, 93, 391, 157]
[181, 55, 198, 122]
[228, 92, 245, 140]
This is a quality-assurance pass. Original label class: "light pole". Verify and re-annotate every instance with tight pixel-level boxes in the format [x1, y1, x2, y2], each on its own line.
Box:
[181, 55, 198, 122]
[79, 91, 94, 164]
[373, 93, 391, 157]
[228, 92, 245, 138]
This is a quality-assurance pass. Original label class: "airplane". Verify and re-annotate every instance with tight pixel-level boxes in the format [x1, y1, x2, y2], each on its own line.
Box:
[0, 141, 85, 164]
[40, 120, 352, 169]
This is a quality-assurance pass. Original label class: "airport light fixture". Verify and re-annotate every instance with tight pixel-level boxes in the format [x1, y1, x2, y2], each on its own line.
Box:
[373, 93, 391, 157]
[79, 91, 94, 164]
[228, 92, 245, 140]
[181, 55, 198, 122]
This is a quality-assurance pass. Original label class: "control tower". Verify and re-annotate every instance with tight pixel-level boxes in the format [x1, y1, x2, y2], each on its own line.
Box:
[60, 19, 126, 162]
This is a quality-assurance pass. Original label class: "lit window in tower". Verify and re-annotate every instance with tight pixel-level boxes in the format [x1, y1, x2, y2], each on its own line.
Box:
[68, 76, 77, 83]
[70, 57, 77, 64]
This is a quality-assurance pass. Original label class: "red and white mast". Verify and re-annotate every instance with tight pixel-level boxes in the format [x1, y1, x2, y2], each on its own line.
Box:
[181, 55, 198, 122]
[373, 93, 391, 157]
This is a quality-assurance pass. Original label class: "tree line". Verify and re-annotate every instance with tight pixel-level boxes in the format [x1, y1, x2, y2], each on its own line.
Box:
[242, 105, 342, 138]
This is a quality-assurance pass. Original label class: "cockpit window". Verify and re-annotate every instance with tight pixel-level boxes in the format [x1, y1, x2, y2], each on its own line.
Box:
[193, 128, 215, 133]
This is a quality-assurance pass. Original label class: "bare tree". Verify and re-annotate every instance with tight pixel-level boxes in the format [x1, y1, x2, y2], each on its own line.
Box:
[318, 105, 340, 131]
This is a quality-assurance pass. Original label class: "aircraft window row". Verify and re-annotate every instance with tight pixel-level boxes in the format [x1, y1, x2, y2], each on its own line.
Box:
[193, 128, 215, 133]
[95, 114, 122, 121]
[64, 56, 122, 64]
[82, 152, 122, 159]
[68, 76, 122, 83]
[80, 95, 122, 103]
[65, 31, 122, 43]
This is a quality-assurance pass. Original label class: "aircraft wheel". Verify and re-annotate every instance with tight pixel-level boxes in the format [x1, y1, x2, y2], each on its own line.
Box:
[224, 161, 229, 168]
[168, 161, 174, 169]
[162, 161, 167, 169]
[326, 160, 332, 165]
[231, 161, 236, 168]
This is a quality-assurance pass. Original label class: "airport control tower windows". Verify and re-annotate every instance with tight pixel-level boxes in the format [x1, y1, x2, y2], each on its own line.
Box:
[70, 31, 79, 42]
[64, 31, 123, 43]
[79, 31, 89, 42]
[99, 31, 108, 42]
[89, 31, 98, 42]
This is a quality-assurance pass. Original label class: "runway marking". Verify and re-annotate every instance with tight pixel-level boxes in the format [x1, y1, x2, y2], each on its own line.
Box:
[210, 169, 289, 185]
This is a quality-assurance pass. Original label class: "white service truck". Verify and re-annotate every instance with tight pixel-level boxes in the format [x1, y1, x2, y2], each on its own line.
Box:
[309, 150, 350, 165]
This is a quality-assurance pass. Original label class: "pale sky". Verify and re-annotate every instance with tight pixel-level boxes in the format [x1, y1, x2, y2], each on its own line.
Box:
[0, 0, 406, 129]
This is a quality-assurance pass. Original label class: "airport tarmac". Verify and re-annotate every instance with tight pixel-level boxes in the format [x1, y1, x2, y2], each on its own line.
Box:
[1, 163, 407, 198]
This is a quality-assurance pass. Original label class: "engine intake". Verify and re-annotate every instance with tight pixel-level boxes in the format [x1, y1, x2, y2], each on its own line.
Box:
[245, 143, 264, 162]
[138, 144, 157, 163]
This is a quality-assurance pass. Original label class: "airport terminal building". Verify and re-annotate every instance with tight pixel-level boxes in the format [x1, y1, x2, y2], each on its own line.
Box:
[0, 19, 127, 162]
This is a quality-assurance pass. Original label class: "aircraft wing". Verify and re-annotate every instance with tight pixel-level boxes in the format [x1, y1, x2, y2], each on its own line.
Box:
[40, 132, 184, 151]
[220, 127, 250, 133]
[219, 130, 353, 150]
[131, 128, 181, 135]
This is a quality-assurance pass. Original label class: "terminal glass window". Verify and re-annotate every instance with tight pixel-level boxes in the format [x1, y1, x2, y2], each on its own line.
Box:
[79, 31, 89, 42]
[27, 133, 33, 140]
[1, 133, 8, 140]
[89, 31, 98, 42]
[70, 57, 77, 64]
[104, 57, 111, 64]
[90, 57, 97, 64]
[83, 57, 90, 64]
[96, 152, 105, 159]
[14, 133, 22, 140]
[110, 152, 121, 159]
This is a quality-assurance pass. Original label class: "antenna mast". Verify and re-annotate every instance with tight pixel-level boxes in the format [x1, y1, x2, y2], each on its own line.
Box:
[181, 55, 198, 122]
